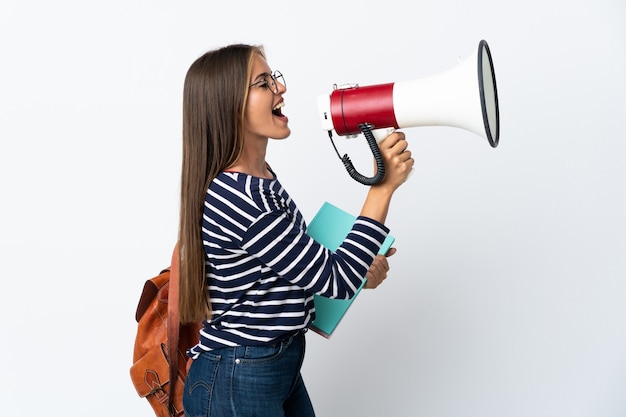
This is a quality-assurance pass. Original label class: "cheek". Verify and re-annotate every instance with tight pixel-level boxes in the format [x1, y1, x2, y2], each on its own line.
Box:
[244, 96, 265, 125]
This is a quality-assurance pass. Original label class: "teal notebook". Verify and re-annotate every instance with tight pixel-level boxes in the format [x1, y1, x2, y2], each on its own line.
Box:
[307, 202, 395, 338]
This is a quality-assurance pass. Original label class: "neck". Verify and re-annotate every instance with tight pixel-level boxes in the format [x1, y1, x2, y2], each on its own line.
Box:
[226, 137, 271, 178]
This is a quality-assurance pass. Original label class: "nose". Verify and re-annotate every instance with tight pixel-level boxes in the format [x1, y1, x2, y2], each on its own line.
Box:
[275, 80, 286, 95]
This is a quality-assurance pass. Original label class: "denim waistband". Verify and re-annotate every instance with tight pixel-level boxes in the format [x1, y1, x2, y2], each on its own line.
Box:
[279, 328, 307, 341]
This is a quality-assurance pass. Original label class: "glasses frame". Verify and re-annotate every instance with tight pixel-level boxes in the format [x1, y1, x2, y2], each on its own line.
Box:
[248, 70, 285, 95]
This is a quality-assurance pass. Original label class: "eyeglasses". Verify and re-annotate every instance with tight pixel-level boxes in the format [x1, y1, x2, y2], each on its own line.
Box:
[248, 70, 285, 95]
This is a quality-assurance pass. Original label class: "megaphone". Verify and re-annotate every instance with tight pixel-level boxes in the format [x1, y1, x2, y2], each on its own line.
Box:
[316, 39, 500, 185]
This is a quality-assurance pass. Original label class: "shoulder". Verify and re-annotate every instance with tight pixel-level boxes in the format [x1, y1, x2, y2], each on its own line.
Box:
[207, 172, 290, 217]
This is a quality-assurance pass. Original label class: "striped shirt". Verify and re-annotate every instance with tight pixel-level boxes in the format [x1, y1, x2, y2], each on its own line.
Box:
[188, 170, 389, 357]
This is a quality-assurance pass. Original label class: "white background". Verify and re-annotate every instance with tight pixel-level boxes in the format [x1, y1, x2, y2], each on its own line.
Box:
[1, 1, 625, 416]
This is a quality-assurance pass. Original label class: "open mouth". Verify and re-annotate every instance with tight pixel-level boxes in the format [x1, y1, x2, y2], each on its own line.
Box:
[272, 101, 285, 117]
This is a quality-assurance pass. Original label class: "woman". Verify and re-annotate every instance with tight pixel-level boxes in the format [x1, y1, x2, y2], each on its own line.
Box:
[178, 44, 413, 417]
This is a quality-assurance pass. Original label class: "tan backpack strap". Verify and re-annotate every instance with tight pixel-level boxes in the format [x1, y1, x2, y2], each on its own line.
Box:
[167, 242, 181, 416]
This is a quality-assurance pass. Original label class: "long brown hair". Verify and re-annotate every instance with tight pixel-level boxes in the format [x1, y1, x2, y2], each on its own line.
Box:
[178, 44, 264, 324]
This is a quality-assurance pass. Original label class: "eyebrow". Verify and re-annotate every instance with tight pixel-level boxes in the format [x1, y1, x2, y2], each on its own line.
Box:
[252, 72, 271, 82]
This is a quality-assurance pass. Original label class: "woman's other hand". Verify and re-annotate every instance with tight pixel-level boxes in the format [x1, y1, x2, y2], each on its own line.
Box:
[364, 247, 397, 289]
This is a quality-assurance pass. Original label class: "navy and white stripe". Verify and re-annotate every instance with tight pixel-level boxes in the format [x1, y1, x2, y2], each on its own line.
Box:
[188, 171, 388, 357]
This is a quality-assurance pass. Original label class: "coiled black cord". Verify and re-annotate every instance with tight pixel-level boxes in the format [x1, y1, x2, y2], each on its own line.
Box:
[328, 123, 386, 185]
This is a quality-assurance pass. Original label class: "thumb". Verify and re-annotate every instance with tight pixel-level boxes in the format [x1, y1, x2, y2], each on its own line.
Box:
[385, 247, 397, 257]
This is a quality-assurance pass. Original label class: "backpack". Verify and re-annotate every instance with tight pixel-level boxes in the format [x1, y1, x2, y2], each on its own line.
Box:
[130, 244, 202, 417]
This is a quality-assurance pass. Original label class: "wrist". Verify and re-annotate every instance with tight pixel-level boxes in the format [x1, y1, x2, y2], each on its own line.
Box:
[360, 187, 393, 223]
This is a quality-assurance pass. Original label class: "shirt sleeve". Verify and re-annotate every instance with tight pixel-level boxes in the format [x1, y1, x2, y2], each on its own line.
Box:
[240, 210, 389, 299]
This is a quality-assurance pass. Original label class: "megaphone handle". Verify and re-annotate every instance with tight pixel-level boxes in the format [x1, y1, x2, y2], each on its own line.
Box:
[340, 123, 386, 186]
[371, 127, 396, 143]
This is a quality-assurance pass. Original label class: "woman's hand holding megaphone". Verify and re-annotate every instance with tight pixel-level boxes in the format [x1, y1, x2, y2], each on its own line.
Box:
[375, 130, 414, 191]
[359, 129, 414, 224]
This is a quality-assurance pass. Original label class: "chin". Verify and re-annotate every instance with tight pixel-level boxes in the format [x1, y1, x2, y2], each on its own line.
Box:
[272, 127, 291, 139]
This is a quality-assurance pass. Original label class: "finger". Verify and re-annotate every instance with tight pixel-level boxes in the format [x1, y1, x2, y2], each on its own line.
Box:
[385, 247, 397, 257]
[364, 271, 380, 289]
[380, 131, 406, 149]
[365, 266, 382, 287]
[398, 149, 412, 161]
[378, 256, 389, 272]
[368, 260, 382, 276]
[372, 254, 389, 271]
[390, 133, 408, 151]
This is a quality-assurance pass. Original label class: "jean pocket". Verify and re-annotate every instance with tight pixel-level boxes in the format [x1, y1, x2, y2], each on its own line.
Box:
[183, 352, 221, 414]
[239, 340, 287, 365]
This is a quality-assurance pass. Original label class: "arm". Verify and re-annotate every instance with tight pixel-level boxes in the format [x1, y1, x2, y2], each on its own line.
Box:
[242, 210, 389, 299]
[360, 131, 413, 289]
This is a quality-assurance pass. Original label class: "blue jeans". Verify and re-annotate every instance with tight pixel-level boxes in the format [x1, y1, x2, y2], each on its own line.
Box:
[183, 330, 315, 417]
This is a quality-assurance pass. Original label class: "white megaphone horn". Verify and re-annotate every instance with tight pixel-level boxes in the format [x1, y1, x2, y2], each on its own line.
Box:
[316, 39, 500, 185]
